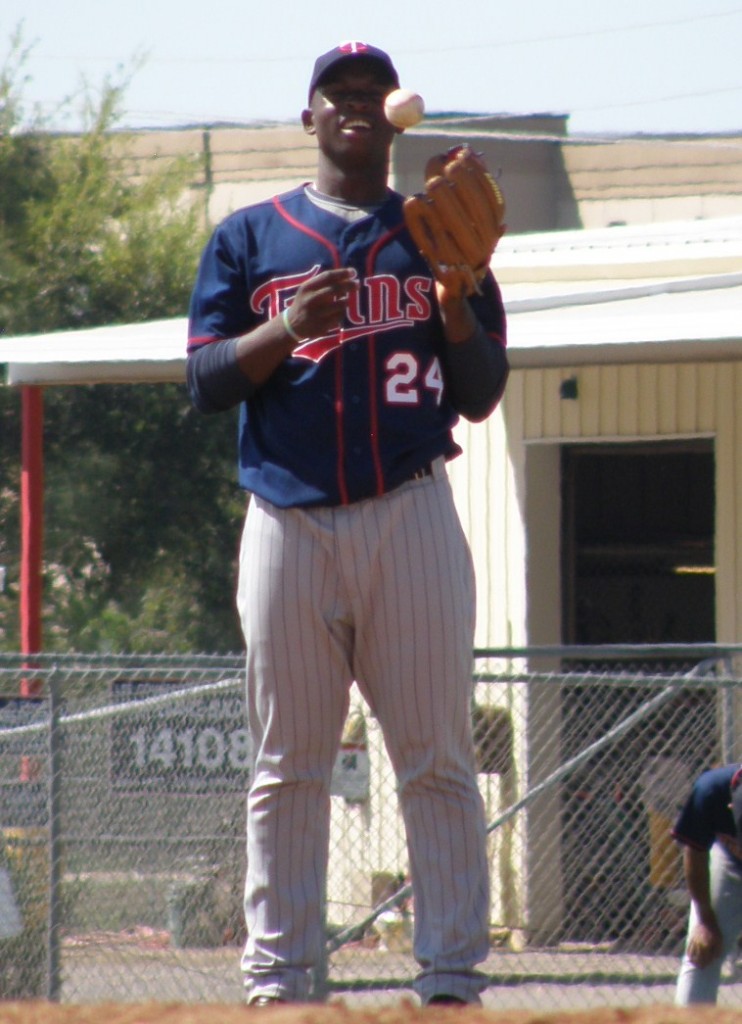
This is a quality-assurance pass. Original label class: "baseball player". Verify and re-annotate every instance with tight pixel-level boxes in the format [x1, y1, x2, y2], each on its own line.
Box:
[673, 764, 742, 1004]
[186, 41, 508, 1006]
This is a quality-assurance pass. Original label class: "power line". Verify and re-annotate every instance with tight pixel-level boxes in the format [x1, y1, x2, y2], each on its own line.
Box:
[398, 6, 742, 55]
[33, 7, 742, 65]
[571, 82, 742, 116]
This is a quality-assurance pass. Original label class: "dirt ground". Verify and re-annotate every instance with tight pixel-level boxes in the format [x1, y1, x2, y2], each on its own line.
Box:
[2, 1003, 742, 1024]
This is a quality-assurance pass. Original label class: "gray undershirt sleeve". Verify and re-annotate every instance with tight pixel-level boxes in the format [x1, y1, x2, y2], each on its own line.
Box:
[186, 339, 257, 413]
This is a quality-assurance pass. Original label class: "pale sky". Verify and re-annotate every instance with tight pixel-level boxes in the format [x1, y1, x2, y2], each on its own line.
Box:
[2, 0, 741, 137]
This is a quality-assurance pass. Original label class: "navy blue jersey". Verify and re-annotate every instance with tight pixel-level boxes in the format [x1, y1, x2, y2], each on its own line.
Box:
[672, 764, 742, 867]
[187, 186, 507, 508]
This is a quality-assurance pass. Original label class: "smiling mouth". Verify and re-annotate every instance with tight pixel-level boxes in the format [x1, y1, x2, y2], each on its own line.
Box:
[341, 118, 373, 132]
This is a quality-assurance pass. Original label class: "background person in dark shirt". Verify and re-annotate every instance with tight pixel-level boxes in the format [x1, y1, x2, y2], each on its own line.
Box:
[672, 764, 742, 1004]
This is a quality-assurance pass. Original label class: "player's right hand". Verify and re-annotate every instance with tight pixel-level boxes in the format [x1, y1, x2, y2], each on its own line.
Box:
[687, 921, 723, 967]
[288, 268, 358, 339]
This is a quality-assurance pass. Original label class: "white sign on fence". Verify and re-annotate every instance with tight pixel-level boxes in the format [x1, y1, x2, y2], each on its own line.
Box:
[0, 867, 23, 940]
[331, 743, 370, 803]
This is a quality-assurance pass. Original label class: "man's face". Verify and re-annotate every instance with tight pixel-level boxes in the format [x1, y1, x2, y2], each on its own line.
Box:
[302, 59, 400, 161]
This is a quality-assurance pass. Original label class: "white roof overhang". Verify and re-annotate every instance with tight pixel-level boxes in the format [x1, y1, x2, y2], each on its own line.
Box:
[0, 318, 188, 386]
[504, 273, 742, 368]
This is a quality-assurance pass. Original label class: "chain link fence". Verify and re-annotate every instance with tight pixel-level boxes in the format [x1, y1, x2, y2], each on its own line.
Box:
[2, 647, 742, 1009]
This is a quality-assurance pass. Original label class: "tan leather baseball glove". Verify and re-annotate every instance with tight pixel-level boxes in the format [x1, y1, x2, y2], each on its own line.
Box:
[403, 146, 506, 298]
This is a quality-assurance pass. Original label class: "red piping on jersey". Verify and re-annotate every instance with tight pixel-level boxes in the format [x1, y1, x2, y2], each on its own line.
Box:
[275, 195, 353, 500]
[367, 333, 382, 495]
[187, 335, 221, 353]
[273, 199, 406, 504]
[366, 225, 405, 496]
[334, 354, 348, 505]
[273, 197, 342, 266]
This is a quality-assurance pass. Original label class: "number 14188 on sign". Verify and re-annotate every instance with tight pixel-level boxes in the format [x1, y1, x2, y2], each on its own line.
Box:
[111, 720, 252, 794]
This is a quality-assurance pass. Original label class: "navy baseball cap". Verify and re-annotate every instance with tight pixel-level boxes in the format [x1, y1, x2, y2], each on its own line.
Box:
[308, 42, 399, 101]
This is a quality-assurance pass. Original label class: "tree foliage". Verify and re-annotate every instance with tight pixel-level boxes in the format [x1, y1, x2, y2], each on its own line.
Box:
[0, 30, 245, 653]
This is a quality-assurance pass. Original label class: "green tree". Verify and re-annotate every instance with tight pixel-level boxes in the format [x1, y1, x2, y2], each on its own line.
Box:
[0, 30, 244, 653]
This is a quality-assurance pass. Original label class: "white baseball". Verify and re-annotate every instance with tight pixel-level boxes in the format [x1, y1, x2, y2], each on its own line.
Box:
[384, 89, 425, 129]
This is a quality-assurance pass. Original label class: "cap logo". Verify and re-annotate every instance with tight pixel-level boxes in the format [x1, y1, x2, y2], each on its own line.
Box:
[338, 42, 372, 55]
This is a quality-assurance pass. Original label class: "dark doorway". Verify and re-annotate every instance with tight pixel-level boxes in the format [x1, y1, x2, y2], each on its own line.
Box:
[562, 441, 715, 647]
[558, 441, 717, 945]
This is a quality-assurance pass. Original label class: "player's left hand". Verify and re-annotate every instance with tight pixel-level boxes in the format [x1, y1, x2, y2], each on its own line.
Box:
[687, 921, 723, 967]
[434, 279, 481, 345]
[435, 278, 470, 309]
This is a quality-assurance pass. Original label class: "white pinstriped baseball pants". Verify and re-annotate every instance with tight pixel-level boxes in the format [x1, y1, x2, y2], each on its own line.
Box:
[236, 459, 490, 1004]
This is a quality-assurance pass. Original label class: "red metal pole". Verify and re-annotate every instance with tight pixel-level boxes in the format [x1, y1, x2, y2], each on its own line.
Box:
[20, 384, 44, 695]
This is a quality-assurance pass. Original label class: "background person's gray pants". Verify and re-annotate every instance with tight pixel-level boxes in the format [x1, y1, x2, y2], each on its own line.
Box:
[676, 843, 742, 1005]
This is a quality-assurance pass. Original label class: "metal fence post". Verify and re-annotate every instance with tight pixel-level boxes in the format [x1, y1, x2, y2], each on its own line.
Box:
[47, 668, 63, 1001]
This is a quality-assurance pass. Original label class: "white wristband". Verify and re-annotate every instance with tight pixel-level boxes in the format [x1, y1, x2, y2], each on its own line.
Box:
[282, 307, 302, 346]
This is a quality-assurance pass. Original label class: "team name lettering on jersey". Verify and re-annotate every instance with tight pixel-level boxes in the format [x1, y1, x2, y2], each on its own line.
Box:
[251, 267, 434, 364]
